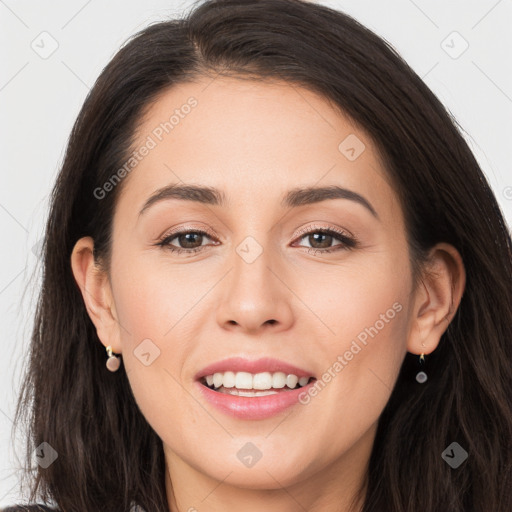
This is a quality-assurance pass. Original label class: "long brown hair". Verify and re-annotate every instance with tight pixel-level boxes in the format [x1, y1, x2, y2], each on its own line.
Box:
[9, 0, 512, 510]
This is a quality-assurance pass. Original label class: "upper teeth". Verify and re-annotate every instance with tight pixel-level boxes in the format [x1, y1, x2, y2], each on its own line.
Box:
[204, 371, 311, 390]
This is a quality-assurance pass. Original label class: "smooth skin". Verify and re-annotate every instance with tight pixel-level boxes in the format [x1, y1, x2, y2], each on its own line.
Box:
[71, 76, 465, 512]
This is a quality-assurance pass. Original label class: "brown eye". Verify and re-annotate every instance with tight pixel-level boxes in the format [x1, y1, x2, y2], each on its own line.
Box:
[306, 232, 335, 249]
[295, 228, 357, 253]
[157, 229, 216, 254]
[175, 232, 205, 249]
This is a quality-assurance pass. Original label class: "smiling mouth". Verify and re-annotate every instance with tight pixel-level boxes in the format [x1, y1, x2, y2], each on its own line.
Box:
[199, 371, 316, 396]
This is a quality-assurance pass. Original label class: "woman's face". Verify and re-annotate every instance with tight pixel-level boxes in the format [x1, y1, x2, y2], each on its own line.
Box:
[96, 77, 418, 501]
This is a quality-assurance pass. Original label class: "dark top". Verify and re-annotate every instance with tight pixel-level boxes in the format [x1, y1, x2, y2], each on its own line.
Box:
[2, 503, 145, 511]
[1, 507, 57, 511]
[2, 503, 146, 512]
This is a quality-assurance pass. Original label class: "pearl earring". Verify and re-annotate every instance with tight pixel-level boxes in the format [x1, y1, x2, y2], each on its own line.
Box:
[416, 342, 427, 383]
[106, 345, 121, 372]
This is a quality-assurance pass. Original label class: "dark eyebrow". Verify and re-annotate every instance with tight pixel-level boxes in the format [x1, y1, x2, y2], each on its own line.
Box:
[283, 185, 378, 218]
[139, 183, 378, 219]
[139, 184, 227, 216]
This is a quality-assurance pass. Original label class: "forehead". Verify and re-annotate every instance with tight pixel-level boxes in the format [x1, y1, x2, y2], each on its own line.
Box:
[118, 76, 398, 222]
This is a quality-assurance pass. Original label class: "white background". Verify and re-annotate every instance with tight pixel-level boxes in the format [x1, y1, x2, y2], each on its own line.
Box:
[1, 0, 511, 506]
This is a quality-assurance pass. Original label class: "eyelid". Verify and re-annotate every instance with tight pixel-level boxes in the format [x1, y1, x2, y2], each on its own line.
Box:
[158, 224, 219, 242]
[292, 223, 355, 241]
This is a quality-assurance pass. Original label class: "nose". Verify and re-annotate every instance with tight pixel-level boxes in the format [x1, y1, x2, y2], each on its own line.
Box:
[215, 241, 295, 335]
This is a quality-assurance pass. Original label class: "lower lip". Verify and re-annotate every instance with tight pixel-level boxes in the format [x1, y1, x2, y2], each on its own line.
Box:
[196, 380, 316, 420]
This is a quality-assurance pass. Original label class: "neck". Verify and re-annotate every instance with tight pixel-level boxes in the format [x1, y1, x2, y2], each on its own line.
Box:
[164, 423, 375, 512]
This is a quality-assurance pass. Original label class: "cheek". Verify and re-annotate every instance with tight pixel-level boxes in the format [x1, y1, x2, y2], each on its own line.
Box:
[297, 248, 410, 347]
[109, 249, 201, 339]
[293, 252, 410, 422]
[108, 251, 205, 433]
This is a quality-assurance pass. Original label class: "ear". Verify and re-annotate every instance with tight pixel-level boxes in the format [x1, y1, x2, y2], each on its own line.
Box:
[407, 243, 466, 356]
[70, 236, 122, 354]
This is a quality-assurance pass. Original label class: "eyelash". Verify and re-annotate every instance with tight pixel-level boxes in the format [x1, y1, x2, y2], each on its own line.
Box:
[155, 225, 358, 255]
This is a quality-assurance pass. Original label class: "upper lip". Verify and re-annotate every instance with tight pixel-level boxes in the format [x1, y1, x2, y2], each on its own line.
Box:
[195, 357, 316, 381]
